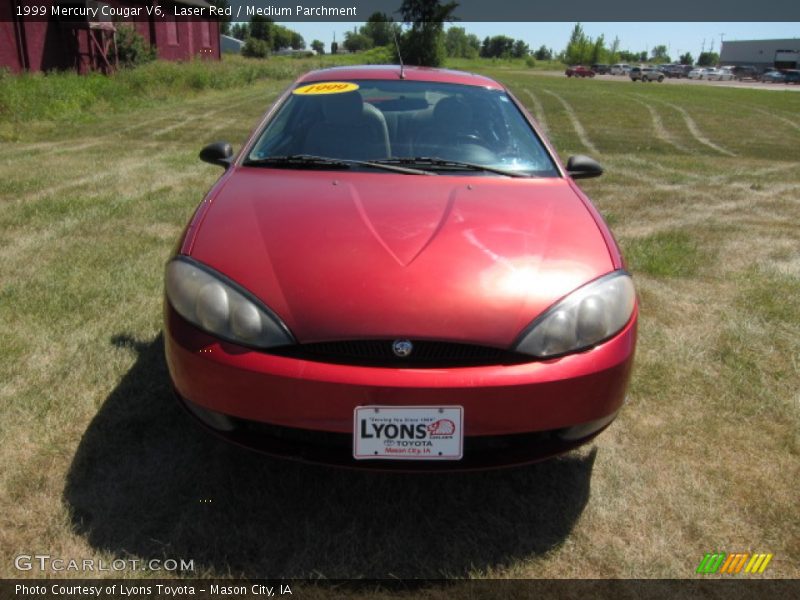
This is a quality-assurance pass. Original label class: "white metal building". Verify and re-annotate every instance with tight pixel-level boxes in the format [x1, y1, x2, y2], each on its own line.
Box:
[220, 34, 245, 54]
[720, 38, 800, 70]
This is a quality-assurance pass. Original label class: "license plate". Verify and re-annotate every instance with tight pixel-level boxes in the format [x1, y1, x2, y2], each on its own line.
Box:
[353, 406, 464, 460]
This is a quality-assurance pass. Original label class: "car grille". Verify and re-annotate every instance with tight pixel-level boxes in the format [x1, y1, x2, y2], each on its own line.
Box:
[268, 340, 531, 367]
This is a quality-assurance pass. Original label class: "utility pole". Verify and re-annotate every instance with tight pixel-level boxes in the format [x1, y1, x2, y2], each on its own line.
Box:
[719, 33, 725, 57]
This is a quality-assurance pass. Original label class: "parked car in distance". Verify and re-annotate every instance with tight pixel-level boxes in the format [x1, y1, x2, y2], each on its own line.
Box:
[660, 64, 690, 78]
[705, 67, 734, 81]
[783, 69, 800, 84]
[760, 70, 786, 83]
[729, 65, 759, 80]
[591, 63, 610, 74]
[630, 67, 665, 82]
[565, 65, 596, 78]
[688, 68, 711, 79]
[166, 65, 638, 470]
[609, 63, 631, 75]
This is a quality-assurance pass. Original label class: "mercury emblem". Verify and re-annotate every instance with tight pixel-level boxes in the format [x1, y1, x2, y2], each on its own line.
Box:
[392, 339, 413, 357]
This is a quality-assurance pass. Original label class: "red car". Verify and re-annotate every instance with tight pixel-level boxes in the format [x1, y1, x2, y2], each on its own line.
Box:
[565, 66, 596, 78]
[164, 65, 637, 470]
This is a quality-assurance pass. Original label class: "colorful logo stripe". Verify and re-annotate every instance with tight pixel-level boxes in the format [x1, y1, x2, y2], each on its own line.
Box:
[696, 553, 773, 574]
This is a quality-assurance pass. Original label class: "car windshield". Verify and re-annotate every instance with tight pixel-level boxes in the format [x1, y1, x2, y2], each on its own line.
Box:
[246, 79, 559, 177]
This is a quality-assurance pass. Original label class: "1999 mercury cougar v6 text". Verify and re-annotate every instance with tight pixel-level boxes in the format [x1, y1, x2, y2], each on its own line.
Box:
[164, 65, 637, 470]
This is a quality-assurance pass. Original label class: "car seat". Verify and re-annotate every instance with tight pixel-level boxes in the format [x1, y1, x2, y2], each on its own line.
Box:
[302, 92, 391, 160]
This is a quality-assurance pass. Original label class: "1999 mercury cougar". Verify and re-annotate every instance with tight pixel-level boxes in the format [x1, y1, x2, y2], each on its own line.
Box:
[164, 65, 637, 470]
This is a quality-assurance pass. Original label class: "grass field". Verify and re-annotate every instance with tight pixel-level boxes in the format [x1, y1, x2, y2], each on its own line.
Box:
[0, 58, 798, 580]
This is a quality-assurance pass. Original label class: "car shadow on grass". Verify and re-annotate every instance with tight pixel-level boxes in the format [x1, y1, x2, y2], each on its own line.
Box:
[63, 334, 596, 578]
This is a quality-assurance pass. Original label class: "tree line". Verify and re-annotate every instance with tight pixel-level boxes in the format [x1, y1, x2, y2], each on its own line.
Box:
[223, 1, 717, 69]
[562, 23, 720, 67]
[229, 19, 308, 57]
[224, 1, 545, 67]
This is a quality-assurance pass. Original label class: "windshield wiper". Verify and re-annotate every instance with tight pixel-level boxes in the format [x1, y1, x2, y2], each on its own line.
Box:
[244, 154, 434, 176]
[376, 157, 531, 178]
[244, 154, 350, 169]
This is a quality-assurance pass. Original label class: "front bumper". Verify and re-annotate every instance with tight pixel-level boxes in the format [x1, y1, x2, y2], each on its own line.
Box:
[165, 304, 636, 467]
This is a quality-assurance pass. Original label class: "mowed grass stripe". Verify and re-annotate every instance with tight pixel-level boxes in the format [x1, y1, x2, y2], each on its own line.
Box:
[659, 100, 736, 156]
[628, 96, 693, 154]
[0, 85, 281, 208]
[522, 88, 550, 134]
[540, 88, 601, 155]
[507, 75, 800, 161]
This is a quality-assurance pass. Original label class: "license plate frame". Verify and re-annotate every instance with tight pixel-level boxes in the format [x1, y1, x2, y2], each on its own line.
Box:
[353, 405, 464, 460]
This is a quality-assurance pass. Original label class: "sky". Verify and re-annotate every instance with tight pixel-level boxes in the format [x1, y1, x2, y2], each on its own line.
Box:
[277, 22, 799, 58]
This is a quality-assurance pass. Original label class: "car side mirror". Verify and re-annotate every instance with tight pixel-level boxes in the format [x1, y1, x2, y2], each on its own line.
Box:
[199, 141, 233, 168]
[566, 155, 603, 179]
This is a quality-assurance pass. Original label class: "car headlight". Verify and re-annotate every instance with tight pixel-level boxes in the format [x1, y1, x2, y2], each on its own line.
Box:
[514, 271, 635, 358]
[165, 257, 294, 348]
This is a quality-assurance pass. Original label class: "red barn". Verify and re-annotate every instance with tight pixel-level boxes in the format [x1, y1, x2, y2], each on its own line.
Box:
[1, 0, 221, 74]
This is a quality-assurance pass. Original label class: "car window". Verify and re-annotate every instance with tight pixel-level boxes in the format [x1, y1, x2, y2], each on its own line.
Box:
[247, 79, 559, 177]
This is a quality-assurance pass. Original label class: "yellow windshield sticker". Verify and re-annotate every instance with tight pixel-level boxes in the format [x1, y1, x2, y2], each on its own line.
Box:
[293, 82, 360, 95]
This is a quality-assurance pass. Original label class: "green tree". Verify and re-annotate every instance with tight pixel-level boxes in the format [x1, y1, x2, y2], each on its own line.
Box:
[564, 23, 591, 65]
[248, 19, 304, 51]
[288, 30, 305, 50]
[273, 25, 293, 50]
[249, 16, 273, 44]
[231, 22, 249, 41]
[466, 33, 481, 56]
[311, 40, 325, 54]
[112, 24, 156, 68]
[650, 45, 670, 63]
[534, 45, 552, 61]
[679, 52, 694, 65]
[481, 35, 515, 58]
[512, 39, 530, 59]
[697, 51, 719, 66]
[590, 34, 606, 64]
[445, 26, 478, 58]
[399, 0, 458, 67]
[242, 37, 269, 58]
[608, 36, 620, 63]
[361, 12, 399, 47]
[344, 31, 373, 53]
[331, 41, 338, 55]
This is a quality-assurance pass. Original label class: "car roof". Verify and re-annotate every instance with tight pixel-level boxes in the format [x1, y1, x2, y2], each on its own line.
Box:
[296, 65, 504, 90]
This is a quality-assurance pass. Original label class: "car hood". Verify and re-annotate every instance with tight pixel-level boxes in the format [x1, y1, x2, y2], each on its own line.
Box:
[188, 168, 613, 347]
